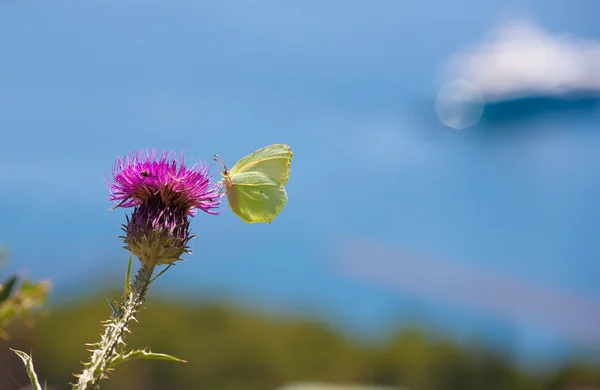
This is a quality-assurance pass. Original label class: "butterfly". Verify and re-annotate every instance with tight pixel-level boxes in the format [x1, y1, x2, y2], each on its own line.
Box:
[215, 144, 292, 224]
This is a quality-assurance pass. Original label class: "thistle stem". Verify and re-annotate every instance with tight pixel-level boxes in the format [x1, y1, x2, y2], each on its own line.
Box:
[73, 264, 155, 390]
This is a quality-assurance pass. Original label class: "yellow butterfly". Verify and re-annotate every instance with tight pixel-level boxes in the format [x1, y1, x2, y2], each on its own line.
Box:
[215, 144, 292, 224]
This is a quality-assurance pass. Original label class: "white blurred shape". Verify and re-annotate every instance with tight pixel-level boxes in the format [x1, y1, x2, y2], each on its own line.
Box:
[435, 79, 485, 129]
[444, 20, 600, 102]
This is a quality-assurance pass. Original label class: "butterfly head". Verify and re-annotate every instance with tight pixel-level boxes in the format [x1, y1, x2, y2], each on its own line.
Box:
[214, 154, 234, 189]
[213, 155, 228, 175]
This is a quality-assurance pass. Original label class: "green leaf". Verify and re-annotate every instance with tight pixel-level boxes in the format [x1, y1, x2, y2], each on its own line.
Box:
[11, 349, 43, 390]
[108, 349, 187, 368]
[125, 254, 133, 297]
[0, 276, 18, 304]
[0, 279, 50, 339]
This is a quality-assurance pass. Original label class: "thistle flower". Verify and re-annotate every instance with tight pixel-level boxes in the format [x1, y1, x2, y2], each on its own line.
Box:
[108, 149, 221, 216]
[69, 149, 222, 390]
[107, 149, 222, 266]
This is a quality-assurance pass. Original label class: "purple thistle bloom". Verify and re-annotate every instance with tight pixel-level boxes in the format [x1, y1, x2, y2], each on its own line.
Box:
[107, 149, 222, 266]
[108, 149, 222, 216]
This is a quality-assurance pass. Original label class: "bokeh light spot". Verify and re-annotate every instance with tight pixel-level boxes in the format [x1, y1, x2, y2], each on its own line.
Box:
[435, 79, 485, 129]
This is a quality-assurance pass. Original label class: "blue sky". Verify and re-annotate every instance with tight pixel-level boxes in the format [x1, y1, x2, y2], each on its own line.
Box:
[1, 0, 600, 366]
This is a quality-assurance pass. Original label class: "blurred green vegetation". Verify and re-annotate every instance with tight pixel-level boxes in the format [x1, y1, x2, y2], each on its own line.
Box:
[2, 293, 600, 390]
[0, 249, 50, 340]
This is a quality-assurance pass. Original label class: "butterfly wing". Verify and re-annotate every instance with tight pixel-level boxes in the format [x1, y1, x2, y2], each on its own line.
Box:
[229, 144, 292, 186]
[227, 171, 288, 224]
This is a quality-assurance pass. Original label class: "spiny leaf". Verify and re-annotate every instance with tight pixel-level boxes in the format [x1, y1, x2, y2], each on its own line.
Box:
[0, 275, 18, 304]
[11, 349, 43, 390]
[108, 348, 187, 368]
[105, 297, 122, 318]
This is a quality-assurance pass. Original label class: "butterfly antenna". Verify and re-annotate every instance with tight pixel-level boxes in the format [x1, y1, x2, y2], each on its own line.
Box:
[213, 154, 228, 172]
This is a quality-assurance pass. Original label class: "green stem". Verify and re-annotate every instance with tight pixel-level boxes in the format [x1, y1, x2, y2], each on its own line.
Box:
[73, 264, 155, 390]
